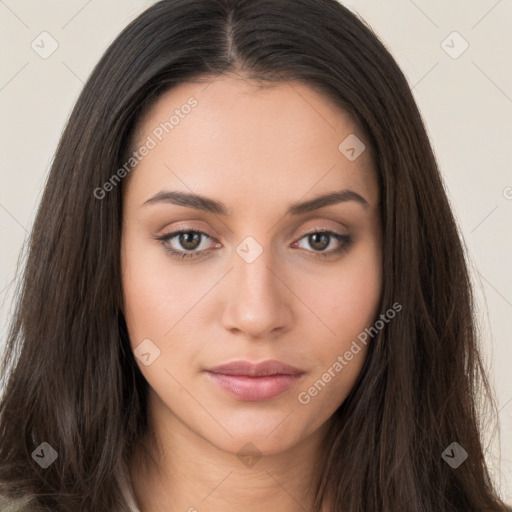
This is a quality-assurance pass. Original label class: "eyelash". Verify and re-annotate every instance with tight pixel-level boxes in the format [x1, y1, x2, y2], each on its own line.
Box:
[155, 228, 353, 260]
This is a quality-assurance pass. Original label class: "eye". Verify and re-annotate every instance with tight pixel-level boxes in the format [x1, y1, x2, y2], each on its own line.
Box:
[293, 229, 353, 258]
[155, 228, 353, 260]
[156, 230, 219, 259]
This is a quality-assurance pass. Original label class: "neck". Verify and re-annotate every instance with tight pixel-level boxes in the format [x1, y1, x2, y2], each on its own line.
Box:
[128, 392, 331, 512]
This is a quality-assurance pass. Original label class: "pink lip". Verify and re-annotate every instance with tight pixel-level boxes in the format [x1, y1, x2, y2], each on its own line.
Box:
[205, 360, 305, 401]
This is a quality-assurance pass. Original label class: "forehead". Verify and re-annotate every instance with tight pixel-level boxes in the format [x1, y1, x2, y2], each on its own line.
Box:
[125, 75, 378, 212]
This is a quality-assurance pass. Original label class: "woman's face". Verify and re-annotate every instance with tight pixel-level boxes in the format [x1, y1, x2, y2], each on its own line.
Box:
[121, 75, 382, 457]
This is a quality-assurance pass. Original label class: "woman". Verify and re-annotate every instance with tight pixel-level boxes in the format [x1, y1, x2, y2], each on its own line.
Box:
[0, 0, 509, 510]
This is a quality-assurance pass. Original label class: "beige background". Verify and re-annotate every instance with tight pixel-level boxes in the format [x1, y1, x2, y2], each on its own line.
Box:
[0, 0, 511, 503]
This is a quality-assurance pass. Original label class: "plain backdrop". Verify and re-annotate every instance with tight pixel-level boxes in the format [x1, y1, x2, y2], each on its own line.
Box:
[0, 0, 511, 504]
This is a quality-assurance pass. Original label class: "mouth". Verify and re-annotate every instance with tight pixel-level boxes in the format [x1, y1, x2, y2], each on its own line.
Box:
[204, 359, 305, 401]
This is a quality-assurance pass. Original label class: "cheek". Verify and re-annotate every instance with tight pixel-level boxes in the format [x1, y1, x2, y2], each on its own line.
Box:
[294, 254, 380, 417]
[336, 251, 382, 331]
[307, 240, 382, 347]
[121, 231, 194, 351]
[294, 238, 381, 402]
[121, 235, 206, 400]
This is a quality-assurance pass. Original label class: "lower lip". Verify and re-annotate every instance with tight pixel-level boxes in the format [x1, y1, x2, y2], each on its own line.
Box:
[206, 372, 303, 401]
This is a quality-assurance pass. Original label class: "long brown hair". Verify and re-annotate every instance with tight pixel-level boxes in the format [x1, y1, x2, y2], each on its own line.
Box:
[0, 0, 509, 510]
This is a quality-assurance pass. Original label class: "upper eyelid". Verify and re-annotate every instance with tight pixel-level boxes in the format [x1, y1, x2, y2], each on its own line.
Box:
[158, 214, 350, 238]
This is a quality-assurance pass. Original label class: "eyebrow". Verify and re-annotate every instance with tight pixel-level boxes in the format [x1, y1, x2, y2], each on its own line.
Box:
[142, 189, 369, 215]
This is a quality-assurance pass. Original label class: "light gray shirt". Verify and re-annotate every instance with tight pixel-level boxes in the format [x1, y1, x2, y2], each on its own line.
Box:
[0, 466, 140, 511]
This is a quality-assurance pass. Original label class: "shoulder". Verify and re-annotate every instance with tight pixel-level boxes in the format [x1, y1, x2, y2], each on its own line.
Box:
[0, 485, 43, 512]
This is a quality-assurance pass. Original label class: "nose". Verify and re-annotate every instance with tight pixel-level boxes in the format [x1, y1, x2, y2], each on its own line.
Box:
[221, 244, 294, 340]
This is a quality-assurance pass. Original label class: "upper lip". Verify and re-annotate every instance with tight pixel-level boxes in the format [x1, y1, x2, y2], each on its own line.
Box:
[206, 359, 304, 377]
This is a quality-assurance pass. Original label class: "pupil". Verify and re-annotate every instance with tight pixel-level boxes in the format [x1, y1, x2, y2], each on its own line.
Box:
[180, 232, 200, 250]
[310, 233, 329, 251]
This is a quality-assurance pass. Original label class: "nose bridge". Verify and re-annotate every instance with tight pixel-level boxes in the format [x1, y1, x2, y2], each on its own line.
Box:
[221, 234, 292, 337]
[235, 236, 276, 296]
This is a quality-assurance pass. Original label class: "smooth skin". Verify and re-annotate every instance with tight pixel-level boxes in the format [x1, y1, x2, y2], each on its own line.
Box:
[121, 74, 382, 512]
